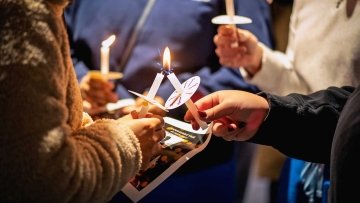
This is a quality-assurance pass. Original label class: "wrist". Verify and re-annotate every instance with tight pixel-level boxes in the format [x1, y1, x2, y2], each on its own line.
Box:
[256, 91, 271, 122]
[247, 43, 263, 75]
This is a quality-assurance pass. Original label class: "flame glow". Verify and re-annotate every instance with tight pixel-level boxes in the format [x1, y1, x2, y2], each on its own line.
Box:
[163, 47, 171, 71]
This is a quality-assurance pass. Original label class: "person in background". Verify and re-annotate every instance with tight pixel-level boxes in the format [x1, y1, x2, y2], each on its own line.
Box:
[184, 85, 359, 203]
[214, 0, 360, 202]
[0, 0, 164, 202]
[64, 0, 274, 202]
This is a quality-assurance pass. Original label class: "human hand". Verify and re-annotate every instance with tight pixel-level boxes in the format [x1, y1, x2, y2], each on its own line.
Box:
[120, 92, 167, 117]
[80, 72, 118, 115]
[184, 90, 269, 141]
[119, 112, 165, 170]
[214, 25, 263, 75]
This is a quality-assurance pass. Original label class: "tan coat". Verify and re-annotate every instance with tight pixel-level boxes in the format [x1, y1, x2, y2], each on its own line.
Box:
[0, 0, 142, 202]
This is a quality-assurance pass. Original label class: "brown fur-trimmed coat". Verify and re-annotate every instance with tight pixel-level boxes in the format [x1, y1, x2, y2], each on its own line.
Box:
[0, 0, 142, 202]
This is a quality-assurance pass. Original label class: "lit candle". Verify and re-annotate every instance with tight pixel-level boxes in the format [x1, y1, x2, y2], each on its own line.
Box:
[163, 47, 183, 94]
[137, 50, 167, 118]
[163, 47, 208, 130]
[100, 35, 116, 76]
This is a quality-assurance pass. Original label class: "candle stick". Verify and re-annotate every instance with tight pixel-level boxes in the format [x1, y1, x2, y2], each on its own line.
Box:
[163, 47, 208, 129]
[138, 101, 150, 118]
[225, 0, 240, 48]
[147, 73, 165, 99]
[138, 72, 165, 118]
[100, 35, 116, 76]
[225, 0, 235, 19]
[185, 99, 208, 130]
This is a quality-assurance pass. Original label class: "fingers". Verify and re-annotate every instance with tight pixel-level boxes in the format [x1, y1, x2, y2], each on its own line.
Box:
[152, 117, 165, 135]
[148, 105, 167, 117]
[130, 110, 139, 119]
[80, 74, 118, 106]
[215, 25, 249, 46]
[87, 81, 118, 103]
[217, 25, 236, 36]
[137, 116, 165, 137]
[212, 119, 245, 141]
[236, 29, 252, 43]
[184, 93, 218, 121]
[150, 114, 165, 128]
[141, 143, 163, 170]
[214, 26, 255, 68]
[215, 48, 247, 68]
[198, 102, 232, 122]
[83, 101, 106, 116]
[153, 128, 166, 143]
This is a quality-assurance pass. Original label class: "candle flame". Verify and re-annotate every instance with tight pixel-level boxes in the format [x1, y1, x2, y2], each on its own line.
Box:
[102, 35, 116, 48]
[163, 47, 171, 71]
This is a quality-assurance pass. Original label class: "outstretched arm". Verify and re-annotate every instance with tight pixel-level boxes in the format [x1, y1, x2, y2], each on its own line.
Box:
[185, 86, 354, 164]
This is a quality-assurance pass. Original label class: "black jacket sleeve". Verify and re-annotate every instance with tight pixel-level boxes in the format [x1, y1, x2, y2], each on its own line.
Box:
[249, 86, 355, 164]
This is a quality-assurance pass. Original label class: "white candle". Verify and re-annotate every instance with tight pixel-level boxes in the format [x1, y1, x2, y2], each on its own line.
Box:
[167, 73, 207, 129]
[100, 46, 109, 75]
[138, 73, 164, 118]
[225, 0, 235, 18]
[167, 73, 183, 94]
[225, 0, 239, 48]
[185, 100, 208, 130]
[100, 35, 116, 76]
[147, 73, 165, 99]
[138, 101, 150, 118]
[163, 47, 207, 129]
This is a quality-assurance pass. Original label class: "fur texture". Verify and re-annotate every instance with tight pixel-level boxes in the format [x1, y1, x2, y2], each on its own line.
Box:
[0, 0, 142, 202]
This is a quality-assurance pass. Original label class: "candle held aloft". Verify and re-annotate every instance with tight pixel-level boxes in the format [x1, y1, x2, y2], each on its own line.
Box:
[100, 35, 116, 75]
[137, 50, 168, 118]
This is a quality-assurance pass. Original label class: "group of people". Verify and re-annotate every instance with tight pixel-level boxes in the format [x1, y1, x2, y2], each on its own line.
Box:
[0, 0, 359, 203]
[64, 0, 273, 202]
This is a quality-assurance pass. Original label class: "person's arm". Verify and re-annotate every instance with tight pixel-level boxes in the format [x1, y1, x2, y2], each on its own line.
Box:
[243, 1, 309, 95]
[250, 86, 354, 164]
[158, 0, 274, 99]
[216, 1, 308, 95]
[0, 2, 143, 202]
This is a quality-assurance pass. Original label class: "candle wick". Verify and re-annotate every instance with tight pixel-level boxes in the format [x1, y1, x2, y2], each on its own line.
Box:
[161, 68, 173, 75]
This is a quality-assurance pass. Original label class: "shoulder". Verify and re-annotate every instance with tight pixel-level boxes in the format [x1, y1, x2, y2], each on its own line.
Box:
[0, 0, 59, 67]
